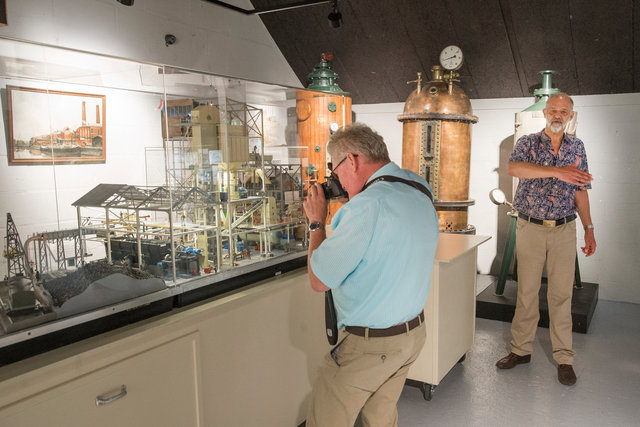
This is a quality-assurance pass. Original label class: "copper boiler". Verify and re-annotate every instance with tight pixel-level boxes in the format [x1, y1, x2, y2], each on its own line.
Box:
[297, 53, 352, 223]
[398, 66, 478, 233]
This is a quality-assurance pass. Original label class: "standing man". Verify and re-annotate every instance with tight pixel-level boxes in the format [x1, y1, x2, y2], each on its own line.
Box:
[303, 123, 439, 427]
[496, 93, 596, 386]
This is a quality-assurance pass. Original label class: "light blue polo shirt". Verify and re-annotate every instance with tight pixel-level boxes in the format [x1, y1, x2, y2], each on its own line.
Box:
[310, 162, 439, 329]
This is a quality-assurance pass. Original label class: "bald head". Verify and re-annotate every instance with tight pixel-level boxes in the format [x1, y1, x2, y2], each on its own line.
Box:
[546, 92, 574, 109]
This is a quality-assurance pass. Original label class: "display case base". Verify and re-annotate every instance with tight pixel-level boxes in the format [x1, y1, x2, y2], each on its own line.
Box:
[0, 297, 174, 367]
[476, 279, 598, 334]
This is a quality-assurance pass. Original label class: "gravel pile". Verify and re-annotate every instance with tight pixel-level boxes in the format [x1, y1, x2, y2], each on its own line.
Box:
[43, 260, 155, 307]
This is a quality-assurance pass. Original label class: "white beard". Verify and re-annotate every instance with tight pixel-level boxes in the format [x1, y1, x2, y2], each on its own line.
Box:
[547, 119, 565, 133]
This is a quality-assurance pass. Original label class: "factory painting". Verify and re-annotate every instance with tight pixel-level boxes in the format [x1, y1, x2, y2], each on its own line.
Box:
[7, 86, 106, 165]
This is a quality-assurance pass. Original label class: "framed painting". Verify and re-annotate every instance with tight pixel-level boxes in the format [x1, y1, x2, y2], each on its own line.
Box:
[7, 86, 106, 165]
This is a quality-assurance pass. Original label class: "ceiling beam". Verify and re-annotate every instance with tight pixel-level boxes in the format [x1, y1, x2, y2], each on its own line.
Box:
[202, 0, 329, 15]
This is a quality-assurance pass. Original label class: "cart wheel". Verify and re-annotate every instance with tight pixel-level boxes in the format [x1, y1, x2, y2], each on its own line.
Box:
[419, 383, 435, 401]
[458, 353, 466, 363]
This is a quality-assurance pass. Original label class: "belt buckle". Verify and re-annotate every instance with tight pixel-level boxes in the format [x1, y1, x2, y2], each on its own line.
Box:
[542, 219, 556, 227]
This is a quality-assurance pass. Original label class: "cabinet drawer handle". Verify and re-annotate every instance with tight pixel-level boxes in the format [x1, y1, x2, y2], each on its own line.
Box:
[96, 385, 127, 407]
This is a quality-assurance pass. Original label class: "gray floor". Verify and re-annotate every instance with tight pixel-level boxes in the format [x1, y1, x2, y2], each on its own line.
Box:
[397, 298, 640, 426]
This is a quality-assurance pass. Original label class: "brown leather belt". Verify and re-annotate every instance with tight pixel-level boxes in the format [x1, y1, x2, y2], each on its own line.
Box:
[345, 311, 425, 338]
[518, 212, 576, 228]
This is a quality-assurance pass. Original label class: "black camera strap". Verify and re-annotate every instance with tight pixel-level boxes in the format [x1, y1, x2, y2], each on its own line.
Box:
[361, 175, 433, 201]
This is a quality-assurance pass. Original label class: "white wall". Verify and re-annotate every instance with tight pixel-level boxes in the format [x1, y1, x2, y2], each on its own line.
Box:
[0, 0, 301, 87]
[354, 93, 640, 304]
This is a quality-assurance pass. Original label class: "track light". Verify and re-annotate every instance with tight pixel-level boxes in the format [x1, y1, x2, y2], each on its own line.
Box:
[328, 0, 342, 28]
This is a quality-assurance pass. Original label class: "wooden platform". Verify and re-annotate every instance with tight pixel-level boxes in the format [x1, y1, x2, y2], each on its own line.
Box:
[476, 279, 599, 334]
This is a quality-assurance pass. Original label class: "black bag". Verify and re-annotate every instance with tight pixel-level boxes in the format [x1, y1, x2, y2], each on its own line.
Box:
[325, 290, 338, 345]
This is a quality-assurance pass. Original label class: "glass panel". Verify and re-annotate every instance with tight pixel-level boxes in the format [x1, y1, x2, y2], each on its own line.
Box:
[0, 41, 169, 335]
[0, 37, 321, 353]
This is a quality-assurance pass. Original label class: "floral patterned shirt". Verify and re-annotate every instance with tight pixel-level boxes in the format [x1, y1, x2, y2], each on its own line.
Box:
[509, 130, 591, 220]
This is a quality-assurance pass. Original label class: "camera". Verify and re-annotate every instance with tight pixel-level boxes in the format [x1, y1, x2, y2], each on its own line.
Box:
[321, 175, 348, 199]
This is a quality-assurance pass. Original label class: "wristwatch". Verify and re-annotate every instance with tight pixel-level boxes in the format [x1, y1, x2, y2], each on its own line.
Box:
[309, 221, 324, 232]
[584, 224, 594, 230]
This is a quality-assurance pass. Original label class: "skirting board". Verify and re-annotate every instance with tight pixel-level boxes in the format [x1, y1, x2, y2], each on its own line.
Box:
[476, 279, 598, 334]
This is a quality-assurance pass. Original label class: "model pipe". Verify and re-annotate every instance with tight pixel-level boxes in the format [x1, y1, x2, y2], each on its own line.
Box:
[490, 187, 517, 296]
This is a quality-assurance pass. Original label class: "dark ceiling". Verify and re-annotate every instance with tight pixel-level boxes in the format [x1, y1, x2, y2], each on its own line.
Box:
[249, 0, 639, 104]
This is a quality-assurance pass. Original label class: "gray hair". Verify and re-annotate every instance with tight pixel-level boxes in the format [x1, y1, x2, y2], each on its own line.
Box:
[547, 92, 574, 109]
[327, 123, 390, 164]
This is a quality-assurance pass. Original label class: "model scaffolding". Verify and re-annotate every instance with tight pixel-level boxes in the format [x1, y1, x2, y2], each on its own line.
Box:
[161, 97, 306, 268]
[74, 184, 219, 284]
[0, 213, 55, 333]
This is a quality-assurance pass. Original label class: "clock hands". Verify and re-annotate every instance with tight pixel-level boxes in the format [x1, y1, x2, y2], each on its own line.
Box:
[440, 45, 463, 71]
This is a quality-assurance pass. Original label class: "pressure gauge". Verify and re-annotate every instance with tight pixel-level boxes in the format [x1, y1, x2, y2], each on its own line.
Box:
[439, 45, 463, 71]
[330, 122, 340, 132]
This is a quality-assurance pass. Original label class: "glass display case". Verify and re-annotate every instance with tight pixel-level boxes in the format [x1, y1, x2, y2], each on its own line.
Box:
[0, 37, 348, 364]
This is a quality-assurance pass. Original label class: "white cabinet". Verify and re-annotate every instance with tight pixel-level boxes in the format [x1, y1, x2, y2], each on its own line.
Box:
[0, 269, 326, 427]
[0, 332, 202, 427]
[407, 234, 490, 398]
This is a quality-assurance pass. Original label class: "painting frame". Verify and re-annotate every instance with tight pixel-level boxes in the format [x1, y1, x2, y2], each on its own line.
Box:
[7, 86, 106, 165]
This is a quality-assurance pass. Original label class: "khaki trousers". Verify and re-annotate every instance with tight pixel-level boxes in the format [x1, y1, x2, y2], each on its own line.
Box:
[306, 322, 426, 427]
[511, 218, 577, 365]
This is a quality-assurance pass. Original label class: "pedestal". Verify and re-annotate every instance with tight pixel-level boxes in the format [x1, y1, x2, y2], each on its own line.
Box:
[476, 278, 598, 333]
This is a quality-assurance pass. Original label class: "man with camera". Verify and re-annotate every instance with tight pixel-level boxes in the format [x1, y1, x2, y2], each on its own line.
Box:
[496, 93, 596, 386]
[303, 123, 439, 426]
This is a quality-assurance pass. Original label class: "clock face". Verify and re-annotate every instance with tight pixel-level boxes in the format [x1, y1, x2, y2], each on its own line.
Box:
[440, 45, 463, 71]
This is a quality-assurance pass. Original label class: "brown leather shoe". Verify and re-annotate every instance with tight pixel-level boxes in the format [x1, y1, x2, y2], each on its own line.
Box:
[496, 352, 531, 369]
[558, 364, 577, 385]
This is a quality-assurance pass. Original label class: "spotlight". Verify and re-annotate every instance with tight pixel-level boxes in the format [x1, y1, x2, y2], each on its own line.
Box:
[328, 0, 342, 28]
[165, 34, 177, 46]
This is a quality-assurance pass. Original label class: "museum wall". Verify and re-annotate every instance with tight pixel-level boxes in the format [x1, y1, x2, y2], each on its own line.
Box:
[353, 92, 640, 304]
[0, 0, 301, 88]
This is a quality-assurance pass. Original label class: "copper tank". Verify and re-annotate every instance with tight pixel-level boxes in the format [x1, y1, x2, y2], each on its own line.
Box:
[297, 53, 352, 223]
[398, 66, 478, 233]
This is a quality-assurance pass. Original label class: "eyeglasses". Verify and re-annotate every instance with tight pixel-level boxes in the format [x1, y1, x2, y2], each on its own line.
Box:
[329, 154, 357, 177]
